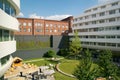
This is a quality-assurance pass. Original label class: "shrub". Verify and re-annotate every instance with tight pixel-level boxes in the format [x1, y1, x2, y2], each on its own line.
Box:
[43, 50, 56, 58]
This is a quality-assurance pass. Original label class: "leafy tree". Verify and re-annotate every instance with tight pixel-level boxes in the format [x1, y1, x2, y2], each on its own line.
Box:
[73, 49, 98, 80]
[43, 50, 56, 58]
[97, 50, 118, 80]
[69, 31, 82, 59]
[57, 48, 69, 57]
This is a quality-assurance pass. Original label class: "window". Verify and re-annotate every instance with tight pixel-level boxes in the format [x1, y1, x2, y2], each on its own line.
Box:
[0, 0, 3, 9]
[117, 17, 120, 21]
[109, 18, 115, 22]
[93, 8, 97, 11]
[54, 30, 57, 32]
[79, 17, 83, 20]
[1, 55, 9, 65]
[10, 32, 14, 41]
[109, 10, 116, 15]
[116, 26, 120, 30]
[98, 36, 105, 38]
[50, 24, 53, 27]
[4, 30, 9, 41]
[23, 28, 26, 32]
[36, 29, 42, 32]
[85, 9, 91, 13]
[28, 23, 32, 26]
[98, 27, 104, 31]
[90, 35, 96, 38]
[19, 28, 21, 32]
[85, 22, 89, 25]
[117, 36, 120, 38]
[46, 24, 49, 27]
[98, 43, 105, 46]
[99, 12, 105, 16]
[118, 44, 120, 47]
[79, 23, 83, 26]
[10, 6, 16, 16]
[107, 43, 116, 47]
[23, 22, 27, 26]
[106, 36, 115, 38]
[99, 20, 105, 23]
[66, 26, 68, 28]
[112, 2, 118, 6]
[101, 6, 106, 9]
[58, 25, 60, 28]
[85, 16, 89, 19]
[62, 25, 64, 28]
[0, 29, 2, 41]
[92, 14, 96, 18]
[92, 21, 96, 24]
[74, 18, 77, 21]
[46, 29, 49, 32]
[50, 30, 52, 33]
[28, 28, 31, 32]
[5, 0, 10, 14]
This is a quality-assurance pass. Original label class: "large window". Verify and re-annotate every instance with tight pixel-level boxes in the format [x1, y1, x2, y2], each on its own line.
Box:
[0, 0, 3, 9]
[10, 6, 16, 16]
[0, 29, 2, 41]
[99, 12, 105, 16]
[4, 30, 9, 41]
[109, 10, 116, 15]
[4, 0, 10, 14]
[1, 55, 10, 65]
[0, 0, 16, 16]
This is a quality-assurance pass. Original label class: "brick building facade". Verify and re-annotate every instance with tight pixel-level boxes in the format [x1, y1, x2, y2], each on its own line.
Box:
[14, 16, 73, 35]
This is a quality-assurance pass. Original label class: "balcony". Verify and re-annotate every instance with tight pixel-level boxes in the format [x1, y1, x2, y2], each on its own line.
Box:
[0, 41, 16, 59]
[0, 9, 19, 31]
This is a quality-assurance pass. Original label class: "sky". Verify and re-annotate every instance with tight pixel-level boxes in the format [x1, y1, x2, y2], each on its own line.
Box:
[18, 0, 112, 20]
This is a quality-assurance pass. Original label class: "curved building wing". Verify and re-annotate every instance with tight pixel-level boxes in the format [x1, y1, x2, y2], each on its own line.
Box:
[0, 0, 20, 79]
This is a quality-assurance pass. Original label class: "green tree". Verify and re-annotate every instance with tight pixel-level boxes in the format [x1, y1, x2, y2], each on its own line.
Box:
[69, 31, 82, 59]
[73, 49, 98, 80]
[98, 50, 118, 80]
[43, 50, 56, 58]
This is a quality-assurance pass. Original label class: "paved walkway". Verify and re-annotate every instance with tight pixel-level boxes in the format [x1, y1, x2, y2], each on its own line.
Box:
[24, 59, 44, 63]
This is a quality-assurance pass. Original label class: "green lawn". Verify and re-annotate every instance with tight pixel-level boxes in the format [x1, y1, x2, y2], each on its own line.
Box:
[59, 59, 79, 75]
[24, 58, 77, 80]
[54, 71, 76, 80]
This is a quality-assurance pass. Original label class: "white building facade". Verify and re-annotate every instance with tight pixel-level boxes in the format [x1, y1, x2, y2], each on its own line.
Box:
[0, 0, 20, 79]
[69, 0, 120, 51]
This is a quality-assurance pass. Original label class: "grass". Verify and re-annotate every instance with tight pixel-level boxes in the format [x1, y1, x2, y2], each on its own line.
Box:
[59, 59, 79, 75]
[23, 58, 77, 80]
[54, 71, 76, 80]
[25, 59, 58, 66]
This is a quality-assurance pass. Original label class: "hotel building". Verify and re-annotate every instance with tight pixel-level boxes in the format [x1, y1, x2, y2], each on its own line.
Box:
[14, 16, 73, 36]
[0, 0, 20, 79]
[69, 0, 120, 51]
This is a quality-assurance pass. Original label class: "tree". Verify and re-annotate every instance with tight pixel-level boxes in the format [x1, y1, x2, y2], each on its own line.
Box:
[57, 48, 69, 57]
[73, 49, 98, 80]
[97, 50, 118, 80]
[43, 50, 56, 58]
[69, 30, 82, 59]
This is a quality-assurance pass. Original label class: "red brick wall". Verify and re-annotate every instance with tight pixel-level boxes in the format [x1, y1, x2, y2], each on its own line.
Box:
[14, 18, 33, 35]
[14, 17, 73, 36]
